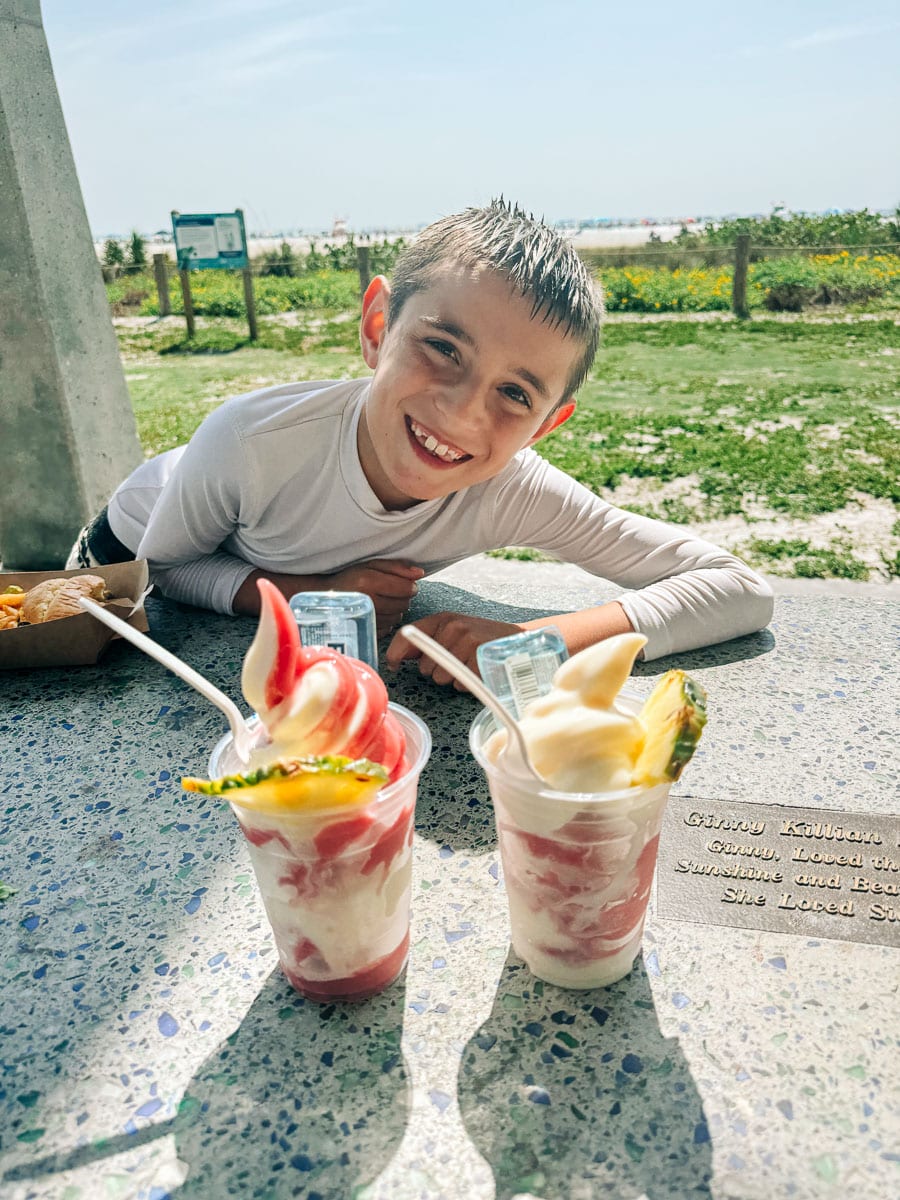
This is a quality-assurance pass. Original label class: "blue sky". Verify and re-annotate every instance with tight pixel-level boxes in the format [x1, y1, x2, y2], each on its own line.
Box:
[41, 0, 900, 237]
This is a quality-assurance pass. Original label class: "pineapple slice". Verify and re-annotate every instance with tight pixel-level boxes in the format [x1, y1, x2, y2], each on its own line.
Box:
[182, 755, 387, 814]
[632, 671, 707, 786]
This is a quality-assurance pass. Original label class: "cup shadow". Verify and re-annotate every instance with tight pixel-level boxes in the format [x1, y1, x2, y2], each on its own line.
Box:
[457, 955, 713, 1200]
[171, 970, 411, 1197]
[3, 970, 410, 1200]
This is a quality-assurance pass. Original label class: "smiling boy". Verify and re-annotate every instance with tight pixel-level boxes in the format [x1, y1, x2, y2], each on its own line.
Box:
[69, 200, 773, 682]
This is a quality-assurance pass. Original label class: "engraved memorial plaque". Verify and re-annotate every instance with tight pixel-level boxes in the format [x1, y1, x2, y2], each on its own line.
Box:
[656, 796, 900, 949]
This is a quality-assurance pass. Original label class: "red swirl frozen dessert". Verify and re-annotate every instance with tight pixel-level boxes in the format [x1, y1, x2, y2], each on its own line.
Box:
[242, 578, 407, 779]
[183, 579, 430, 1001]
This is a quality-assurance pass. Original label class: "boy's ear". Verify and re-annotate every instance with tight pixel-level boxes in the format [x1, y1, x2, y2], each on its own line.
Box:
[360, 275, 390, 368]
[529, 399, 576, 443]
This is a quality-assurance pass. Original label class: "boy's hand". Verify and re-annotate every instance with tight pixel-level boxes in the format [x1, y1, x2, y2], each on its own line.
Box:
[329, 560, 424, 637]
[385, 612, 524, 689]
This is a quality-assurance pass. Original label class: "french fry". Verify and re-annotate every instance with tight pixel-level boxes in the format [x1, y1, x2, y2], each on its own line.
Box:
[0, 592, 25, 607]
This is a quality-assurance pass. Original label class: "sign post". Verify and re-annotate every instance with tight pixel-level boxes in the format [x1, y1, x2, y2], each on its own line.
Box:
[171, 209, 257, 339]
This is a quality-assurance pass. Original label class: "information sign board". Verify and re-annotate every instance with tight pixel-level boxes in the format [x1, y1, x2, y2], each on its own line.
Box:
[171, 210, 248, 270]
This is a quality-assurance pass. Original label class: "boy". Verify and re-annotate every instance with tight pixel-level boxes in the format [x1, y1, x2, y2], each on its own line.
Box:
[69, 200, 773, 685]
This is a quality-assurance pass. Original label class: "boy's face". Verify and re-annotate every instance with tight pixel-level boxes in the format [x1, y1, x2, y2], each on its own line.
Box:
[357, 267, 582, 510]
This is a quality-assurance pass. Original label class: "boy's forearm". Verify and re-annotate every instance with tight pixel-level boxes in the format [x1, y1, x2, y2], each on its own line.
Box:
[521, 602, 635, 656]
[232, 569, 328, 615]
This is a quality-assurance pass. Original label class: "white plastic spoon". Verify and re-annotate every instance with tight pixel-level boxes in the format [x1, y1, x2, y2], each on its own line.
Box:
[399, 624, 545, 783]
[79, 596, 256, 764]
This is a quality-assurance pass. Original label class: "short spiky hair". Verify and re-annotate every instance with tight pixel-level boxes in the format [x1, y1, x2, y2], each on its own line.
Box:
[387, 199, 604, 398]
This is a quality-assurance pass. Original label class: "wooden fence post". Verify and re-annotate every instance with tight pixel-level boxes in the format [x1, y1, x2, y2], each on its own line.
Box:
[732, 233, 751, 319]
[242, 266, 258, 340]
[357, 245, 370, 297]
[179, 266, 195, 338]
[153, 254, 171, 316]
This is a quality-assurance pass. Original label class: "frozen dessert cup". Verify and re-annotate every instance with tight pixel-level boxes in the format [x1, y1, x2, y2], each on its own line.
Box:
[470, 698, 671, 990]
[210, 703, 431, 1002]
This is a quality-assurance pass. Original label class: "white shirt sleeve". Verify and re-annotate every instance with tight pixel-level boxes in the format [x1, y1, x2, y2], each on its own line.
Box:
[135, 400, 257, 612]
[491, 455, 774, 660]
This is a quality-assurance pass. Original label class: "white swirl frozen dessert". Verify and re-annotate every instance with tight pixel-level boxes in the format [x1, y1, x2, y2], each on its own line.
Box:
[475, 632, 707, 988]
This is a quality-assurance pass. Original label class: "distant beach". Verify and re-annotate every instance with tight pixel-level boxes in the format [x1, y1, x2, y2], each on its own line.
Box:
[95, 222, 697, 262]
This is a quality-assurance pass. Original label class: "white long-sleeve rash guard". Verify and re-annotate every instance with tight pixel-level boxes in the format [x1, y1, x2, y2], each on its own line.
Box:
[110, 378, 773, 661]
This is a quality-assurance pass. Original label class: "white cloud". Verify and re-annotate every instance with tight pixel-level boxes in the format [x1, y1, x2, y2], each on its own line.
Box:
[785, 21, 900, 50]
[50, 2, 369, 83]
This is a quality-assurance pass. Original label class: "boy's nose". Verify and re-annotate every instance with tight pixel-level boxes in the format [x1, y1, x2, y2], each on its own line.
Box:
[435, 378, 489, 427]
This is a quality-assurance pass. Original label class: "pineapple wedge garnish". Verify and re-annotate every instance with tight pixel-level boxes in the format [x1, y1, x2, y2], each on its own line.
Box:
[182, 755, 387, 814]
[632, 670, 707, 786]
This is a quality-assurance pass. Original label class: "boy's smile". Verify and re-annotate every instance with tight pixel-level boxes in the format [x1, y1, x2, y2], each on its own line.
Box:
[357, 268, 582, 510]
[406, 416, 470, 465]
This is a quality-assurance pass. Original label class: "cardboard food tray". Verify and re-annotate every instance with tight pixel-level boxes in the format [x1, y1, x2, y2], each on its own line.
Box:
[0, 561, 150, 670]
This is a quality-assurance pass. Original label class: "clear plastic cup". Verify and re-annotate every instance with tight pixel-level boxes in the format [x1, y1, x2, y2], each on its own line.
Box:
[210, 703, 431, 1002]
[470, 699, 671, 989]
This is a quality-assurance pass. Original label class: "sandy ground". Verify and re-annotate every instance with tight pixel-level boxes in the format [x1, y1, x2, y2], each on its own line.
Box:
[434, 553, 900, 599]
[598, 474, 899, 585]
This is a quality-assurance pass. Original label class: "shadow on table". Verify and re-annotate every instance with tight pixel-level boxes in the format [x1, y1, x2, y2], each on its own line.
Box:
[457, 955, 713, 1200]
[3, 970, 410, 1200]
[172, 970, 410, 1197]
[406, 580, 776, 676]
[633, 629, 775, 676]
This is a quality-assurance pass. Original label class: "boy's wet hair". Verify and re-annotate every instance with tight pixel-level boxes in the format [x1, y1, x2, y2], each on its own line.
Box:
[387, 198, 604, 398]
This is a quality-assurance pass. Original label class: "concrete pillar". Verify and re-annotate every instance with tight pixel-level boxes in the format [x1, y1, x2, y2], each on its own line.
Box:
[0, 0, 143, 568]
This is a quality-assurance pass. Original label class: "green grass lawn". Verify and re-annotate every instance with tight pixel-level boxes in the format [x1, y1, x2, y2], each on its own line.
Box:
[119, 312, 900, 581]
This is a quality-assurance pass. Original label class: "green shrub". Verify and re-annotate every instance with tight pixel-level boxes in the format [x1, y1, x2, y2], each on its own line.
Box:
[258, 241, 298, 277]
[127, 231, 147, 269]
[694, 207, 900, 249]
[811, 251, 900, 305]
[750, 257, 819, 312]
[103, 238, 125, 267]
[599, 265, 732, 313]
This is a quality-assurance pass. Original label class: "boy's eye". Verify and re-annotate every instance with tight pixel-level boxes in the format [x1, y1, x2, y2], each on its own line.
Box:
[424, 338, 458, 361]
[501, 385, 531, 409]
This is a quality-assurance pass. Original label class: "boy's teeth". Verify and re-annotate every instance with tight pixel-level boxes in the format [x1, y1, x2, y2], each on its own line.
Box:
[410, 419, 465, 462]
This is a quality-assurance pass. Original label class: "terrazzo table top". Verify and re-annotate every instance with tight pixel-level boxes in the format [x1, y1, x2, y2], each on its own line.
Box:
[2, 562, 898, 1200]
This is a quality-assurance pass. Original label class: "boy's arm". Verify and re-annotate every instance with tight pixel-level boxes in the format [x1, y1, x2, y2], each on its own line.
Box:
[134, 400, 421, 625]
[233, 560, 423, 635]
[134, 401, 263, 612]
[386, 458, 775, 685]
[384, 603, 633, 687]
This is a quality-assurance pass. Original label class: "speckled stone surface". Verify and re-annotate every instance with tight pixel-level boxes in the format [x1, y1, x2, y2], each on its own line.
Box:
[1, 562, 898, 1200]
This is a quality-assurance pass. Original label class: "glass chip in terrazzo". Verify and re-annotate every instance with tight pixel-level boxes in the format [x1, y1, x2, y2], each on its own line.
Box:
[157, 1013, 179, 1037]
[135, 1098, 163, 1118]
[431, 1089, 452, 1113]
